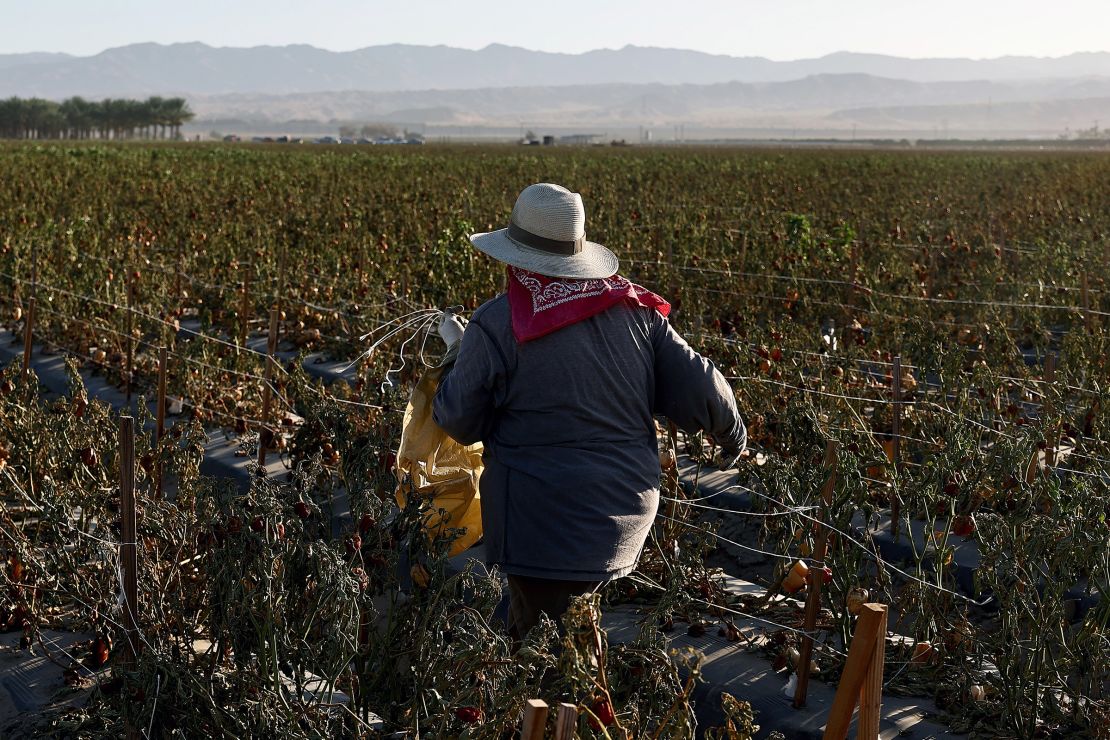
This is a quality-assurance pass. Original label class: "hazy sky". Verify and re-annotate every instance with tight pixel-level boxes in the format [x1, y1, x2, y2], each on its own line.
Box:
[2, 0, 1108, 59]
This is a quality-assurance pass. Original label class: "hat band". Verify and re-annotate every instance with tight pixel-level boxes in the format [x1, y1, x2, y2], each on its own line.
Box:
[508, 221, 584, 256]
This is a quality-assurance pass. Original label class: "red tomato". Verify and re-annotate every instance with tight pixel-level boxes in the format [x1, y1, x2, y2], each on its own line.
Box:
[952, 515, 976, 537]
[89, 635, 111, 668]
[455, 706, 481, 724]
[80, 447, 99, 469]
[588, 697, 615, 730]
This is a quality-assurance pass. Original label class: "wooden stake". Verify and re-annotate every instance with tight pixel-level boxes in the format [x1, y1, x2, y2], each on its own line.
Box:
[857, 604, 888, 739]
[823, 603, 887, 740]
[889, 355, 902, 538]
[239, 266, 251, 345]
[1044, 354, 1056, 469]
[119, 416, 141, 740]
[30, 243, 38, 303]
[521, 699, 549, 740]
[174, 249, 184, 299]
[1081, 272, 1092, 333]
[925, 247, 935, 299]
[155, 348, 168, 500]
[21, 297, 35, 376]
[277, 243, 288, 342]
[891, 356, 902, 471]
[794, 440, 839, 709]
[119, 416, 140, 657]
[553, 702, 578, 740]
[845, 244, 858, 317]
[125, 275, 134, 403]
[257, 309, 279, 471]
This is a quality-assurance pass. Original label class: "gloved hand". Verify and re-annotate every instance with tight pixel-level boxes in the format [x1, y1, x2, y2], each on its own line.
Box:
[707, 429, 746, 471]
[715, 446, 745, 472]
[437, 309, 467, 349]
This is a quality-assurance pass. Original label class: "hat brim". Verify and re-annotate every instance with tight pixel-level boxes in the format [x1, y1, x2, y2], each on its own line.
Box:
[469, 228, 619, 280]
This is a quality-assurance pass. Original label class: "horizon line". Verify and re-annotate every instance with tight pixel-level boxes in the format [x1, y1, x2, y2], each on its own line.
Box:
[5, 41, 1110, 65]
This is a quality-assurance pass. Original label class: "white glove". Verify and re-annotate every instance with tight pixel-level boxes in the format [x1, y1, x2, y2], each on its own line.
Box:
[437, 310, 467, 349]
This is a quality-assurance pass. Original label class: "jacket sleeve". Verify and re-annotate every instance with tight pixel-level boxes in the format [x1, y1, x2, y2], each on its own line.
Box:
[651, 313, 746, 454]
[432, 321, 506, 445]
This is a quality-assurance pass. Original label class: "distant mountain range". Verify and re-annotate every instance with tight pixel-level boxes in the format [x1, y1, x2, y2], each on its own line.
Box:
[185, 75, 1110, 136]
[188, 74, 1110, 121]
[2, 43, 1108, 137]
[0, 52, 73, 71]
[2, 42, 1110, 98]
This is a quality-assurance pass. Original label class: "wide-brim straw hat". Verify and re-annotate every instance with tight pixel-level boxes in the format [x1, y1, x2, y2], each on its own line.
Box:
[469, 183, 619, 279]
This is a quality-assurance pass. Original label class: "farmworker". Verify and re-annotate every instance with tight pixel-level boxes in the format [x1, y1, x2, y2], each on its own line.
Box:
[433, 183, 746, 642]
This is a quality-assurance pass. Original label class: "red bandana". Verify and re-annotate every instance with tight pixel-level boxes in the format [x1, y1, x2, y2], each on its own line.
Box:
[506, 266, 671, 343]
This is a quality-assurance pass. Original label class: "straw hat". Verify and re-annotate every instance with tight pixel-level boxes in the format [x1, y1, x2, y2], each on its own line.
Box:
[469, 183, 618, 279]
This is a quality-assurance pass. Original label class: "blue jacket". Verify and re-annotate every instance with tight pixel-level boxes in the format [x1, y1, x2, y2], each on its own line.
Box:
[433, 294, 745, 580]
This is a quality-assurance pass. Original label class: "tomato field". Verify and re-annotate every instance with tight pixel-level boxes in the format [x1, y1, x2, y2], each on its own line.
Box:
[0, 142, 1108, 738]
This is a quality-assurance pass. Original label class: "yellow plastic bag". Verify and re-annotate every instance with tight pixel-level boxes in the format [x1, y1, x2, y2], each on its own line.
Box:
[394, 361, 483, 556]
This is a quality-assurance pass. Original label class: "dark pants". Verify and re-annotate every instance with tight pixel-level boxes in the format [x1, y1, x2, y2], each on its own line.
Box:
[506, 574, 601, 643]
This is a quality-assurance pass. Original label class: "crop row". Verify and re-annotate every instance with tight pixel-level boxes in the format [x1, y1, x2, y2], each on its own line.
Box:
[0, 142, 1108, 737]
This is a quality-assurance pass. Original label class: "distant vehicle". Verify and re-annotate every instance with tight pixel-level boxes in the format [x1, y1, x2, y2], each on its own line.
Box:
[252, 136, 275, 143]
[276, 135, 290, 143]
[340, 137, 356, 145]
[223, 135, 240, 142]
[405, 136, 425, 145]
[314, 136, 339, 145]
[288, 137, 304, 144]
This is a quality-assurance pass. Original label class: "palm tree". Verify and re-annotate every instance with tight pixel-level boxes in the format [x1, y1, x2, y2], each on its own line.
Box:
[0, 94, 195, 140]
[0, 98, 22, 138]
[90, 99, 111, 139]
[163, 98, 194, 140]
[145, 96, 166, 139]
[97, 98, 121, 139]
[23, 98, 59, 139]
[124, 98, 146, 138]
[60, 97, 95, 139]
